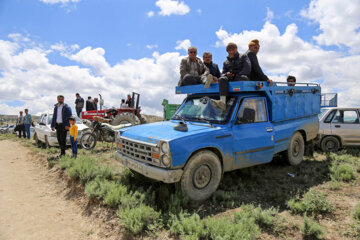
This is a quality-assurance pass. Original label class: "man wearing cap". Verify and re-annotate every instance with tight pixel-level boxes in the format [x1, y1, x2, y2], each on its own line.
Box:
[211, 42, 251, 111]
[51, 95, 72, 157]
[75, 93, 84, 117]
[179, 46, 213, 88]
[246, 39, 273, 86]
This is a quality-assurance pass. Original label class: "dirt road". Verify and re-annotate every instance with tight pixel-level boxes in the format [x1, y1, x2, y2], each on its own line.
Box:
[0, 140, 112, 240]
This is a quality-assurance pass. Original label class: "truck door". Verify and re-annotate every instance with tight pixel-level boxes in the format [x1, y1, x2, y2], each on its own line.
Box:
[331, 109, 360, 145]
[232, 97, 274, 169]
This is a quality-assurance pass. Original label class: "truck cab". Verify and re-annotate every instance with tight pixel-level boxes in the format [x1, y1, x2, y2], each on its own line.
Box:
[115, 81, 321, 201]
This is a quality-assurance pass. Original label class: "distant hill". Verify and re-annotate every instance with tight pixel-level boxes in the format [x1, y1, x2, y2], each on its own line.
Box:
[0, 115, 40, 125]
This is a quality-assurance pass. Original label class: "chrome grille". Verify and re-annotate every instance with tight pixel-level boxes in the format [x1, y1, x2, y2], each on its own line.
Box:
[119, 137, 160, 166]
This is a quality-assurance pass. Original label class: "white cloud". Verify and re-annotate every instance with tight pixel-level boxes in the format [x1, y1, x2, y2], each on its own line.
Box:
[301, 0, 360, 53]
[147, 11, 155, 18]
[155, 0, 190, 16]
[40, 0, 80, 4]
[175, 39, 191, 52]
[196, 9, 202, 14]
[0, 36, 184, 116]
[146, 44, 158, 49]
[264, 7, 274, 22]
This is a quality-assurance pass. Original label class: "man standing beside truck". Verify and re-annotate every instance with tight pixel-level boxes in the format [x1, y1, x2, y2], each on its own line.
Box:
[211, 42, 251, 111]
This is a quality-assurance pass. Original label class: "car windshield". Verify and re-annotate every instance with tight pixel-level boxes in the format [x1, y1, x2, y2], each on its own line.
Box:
[171, 95, 237, 124]
[47, 114, 82, 124]
[318, 108, 329, 119]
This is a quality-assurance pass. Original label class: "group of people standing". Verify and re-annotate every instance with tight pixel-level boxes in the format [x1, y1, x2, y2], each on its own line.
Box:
[15, 109, 32, 139]
[178, 39, 297, 110]
[74, 93, 99, 117]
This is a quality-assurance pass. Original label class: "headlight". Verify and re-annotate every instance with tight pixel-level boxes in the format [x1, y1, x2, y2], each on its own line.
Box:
[161, 142, 169, 154]
[161, 155, 170, 167]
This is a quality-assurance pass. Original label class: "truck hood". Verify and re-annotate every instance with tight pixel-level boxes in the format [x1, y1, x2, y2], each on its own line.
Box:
[118, 121, 223, 144]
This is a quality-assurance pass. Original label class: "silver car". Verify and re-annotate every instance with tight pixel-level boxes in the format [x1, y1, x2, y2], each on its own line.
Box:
[34, 113, 89, 147]
[318, 107, 360, 152]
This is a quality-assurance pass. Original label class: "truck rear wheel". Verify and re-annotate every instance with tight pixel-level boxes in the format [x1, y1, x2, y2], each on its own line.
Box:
[112, 112, 140, 126]
[286, 132, 304, 165]
[181, 150, 222, 201]
[321, 136, 340, 152]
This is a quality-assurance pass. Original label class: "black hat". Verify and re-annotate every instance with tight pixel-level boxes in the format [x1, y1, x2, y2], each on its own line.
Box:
[67, 117, 75, 121]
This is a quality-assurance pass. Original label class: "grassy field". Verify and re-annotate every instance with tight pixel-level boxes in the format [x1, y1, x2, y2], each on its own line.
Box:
[2, 133, 360, 240]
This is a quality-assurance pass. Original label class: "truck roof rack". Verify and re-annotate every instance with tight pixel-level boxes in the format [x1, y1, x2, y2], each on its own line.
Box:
[175, 81, 321, 122]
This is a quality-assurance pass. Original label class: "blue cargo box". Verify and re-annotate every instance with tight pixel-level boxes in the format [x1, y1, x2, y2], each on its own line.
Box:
[175, 81, 321, 122]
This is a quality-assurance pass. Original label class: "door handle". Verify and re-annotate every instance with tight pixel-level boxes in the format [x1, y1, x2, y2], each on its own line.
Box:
[335, 125, 341, 128]
[266, 127, 273, 132]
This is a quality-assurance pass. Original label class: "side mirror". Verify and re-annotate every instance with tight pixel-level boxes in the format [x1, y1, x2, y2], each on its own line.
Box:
[238, 108, 255, 124]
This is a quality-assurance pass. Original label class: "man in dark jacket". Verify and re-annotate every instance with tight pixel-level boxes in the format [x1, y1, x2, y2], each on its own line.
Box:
[211, 42, 251, 111]
[75, 93, 84, 117]
[86, 96, 96, 111]
[203, 52, 221, 83]
[51, 95, 72, 157]
[246, 39, 273, 86]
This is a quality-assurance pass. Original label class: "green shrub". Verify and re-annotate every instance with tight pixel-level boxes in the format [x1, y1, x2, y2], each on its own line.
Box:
[301, 216, 324, 239]
[104, 184, 128, 207]
[58, 155, 75, 169]
[331, 164, 355, 182]
[85, 177, 113, 199]
[287, 190, 333, 215]
[252, 206, 279, 230]
[168, 212, 206, 239]
[206, 214, 260, 240]
[118, 204, 161, 234]
[354, 203, 360, 221]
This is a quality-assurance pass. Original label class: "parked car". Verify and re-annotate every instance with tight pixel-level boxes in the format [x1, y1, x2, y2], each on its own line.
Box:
[34, 113, 89, 147]
[1, 124, 15, 134]
[115, 81, 321, 201]
[317, 107, 360, 152]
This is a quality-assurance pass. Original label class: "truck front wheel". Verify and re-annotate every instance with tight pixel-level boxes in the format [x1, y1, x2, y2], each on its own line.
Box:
[286, 131, 304, 165]
[181, 150, 222, 201]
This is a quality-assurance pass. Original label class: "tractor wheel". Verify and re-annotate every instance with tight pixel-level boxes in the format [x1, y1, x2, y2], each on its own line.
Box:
[139, 115, 147, 124]
[111, 112, 140, 126]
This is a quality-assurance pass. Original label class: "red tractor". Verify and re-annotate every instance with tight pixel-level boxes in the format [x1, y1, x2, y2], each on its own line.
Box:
[81, 92, 147, 125]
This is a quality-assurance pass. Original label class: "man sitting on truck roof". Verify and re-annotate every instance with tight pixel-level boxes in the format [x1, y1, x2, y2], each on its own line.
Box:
[211, 42, 251, 111]
[178, 46, 213, 88]
[203, 52, 221, 83]
[246, 39, 273, 86]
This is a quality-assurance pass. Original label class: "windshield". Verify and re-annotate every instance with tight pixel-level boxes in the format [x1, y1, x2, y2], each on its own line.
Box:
[171, 95, 237, 124]
[318, 108, 329, 119]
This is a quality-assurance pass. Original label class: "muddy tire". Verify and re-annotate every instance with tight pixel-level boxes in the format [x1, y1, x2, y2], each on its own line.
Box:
[112, 112, 140, 125]
[34, 133, 42, 147]
[80, 132, 97, 150]
[180, 150, 222, 201]
[321, 136, 340, 152]
[285, 132, 304, 165]
[139, 115, 147, 124]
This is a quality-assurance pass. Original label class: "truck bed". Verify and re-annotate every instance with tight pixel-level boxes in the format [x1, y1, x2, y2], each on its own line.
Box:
[175, 81, 321, 122]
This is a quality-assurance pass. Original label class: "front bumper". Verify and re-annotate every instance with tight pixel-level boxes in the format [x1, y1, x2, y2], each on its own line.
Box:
[115, 151, 183, 183]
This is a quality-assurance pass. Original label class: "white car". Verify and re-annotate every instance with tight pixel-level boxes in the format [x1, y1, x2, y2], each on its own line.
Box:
[34, 113, 89, 147]
[318, 107, 360, 152]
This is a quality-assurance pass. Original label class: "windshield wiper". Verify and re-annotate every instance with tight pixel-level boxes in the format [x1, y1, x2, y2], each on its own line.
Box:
[173, 114, 188, 124]
[187, 117, 214, 128]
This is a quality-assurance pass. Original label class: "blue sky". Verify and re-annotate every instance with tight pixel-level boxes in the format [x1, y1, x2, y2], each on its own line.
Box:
[0, 0, 359, 115]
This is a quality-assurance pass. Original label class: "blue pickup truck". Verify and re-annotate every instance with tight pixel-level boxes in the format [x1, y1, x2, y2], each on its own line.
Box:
[115, 81, 321, 201]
